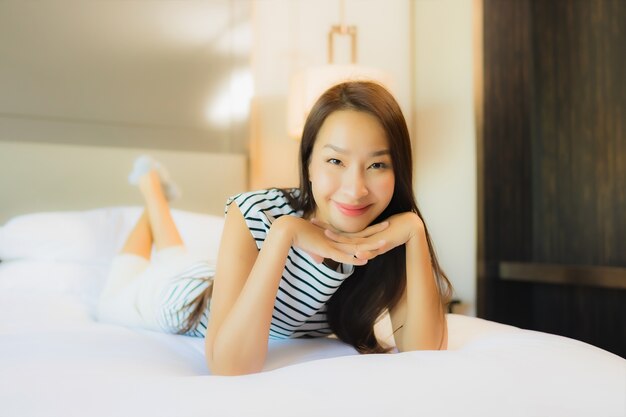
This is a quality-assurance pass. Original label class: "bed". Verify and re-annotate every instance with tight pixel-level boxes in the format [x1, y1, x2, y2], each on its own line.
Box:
[0, 206, 624, 417]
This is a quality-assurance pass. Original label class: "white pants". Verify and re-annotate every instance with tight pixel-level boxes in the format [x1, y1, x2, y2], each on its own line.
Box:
[97, 246, 206, 332]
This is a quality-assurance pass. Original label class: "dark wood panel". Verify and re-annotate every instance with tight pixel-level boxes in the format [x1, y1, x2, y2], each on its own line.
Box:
[480, 0, 533, 319]
[531, 283, 626, 358]
[480, 0, 626, 357]
[531, 0, 626, 266]
[493, 280, 626, 358]
[482, 0, 533, 265]
[499, 262, 626, 289]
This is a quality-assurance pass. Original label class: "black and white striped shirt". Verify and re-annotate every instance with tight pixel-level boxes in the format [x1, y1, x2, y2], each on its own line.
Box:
[158, 188, 354, 339]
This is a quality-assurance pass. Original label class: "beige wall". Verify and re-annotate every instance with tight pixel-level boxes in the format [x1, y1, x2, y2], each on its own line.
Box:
[0, 1, 252, 153]
[414, 0, 477, 315]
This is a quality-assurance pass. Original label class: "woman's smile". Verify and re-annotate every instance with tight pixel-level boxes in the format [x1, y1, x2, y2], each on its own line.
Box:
[333, 201, 373, 217]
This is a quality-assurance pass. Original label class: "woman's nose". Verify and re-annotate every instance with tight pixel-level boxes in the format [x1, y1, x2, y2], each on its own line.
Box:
[342, 169, 369, 200]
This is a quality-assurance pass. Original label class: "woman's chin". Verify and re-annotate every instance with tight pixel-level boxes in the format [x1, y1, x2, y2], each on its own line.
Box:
[331, 218, 371, 234]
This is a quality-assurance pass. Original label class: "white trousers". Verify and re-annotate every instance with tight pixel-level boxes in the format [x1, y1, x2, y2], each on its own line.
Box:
[97, 246, 205, 332]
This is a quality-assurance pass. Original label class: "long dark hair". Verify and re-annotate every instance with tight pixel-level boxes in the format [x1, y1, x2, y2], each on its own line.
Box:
[177, 279, 213, 336]
[288, 81, 453, 353]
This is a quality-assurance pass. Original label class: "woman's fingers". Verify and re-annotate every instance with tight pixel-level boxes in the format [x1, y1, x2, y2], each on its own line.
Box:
[325, 229, 372, 244]
[302, 243, 369, 266]
[311, 218, 390, 239]
[324, 230, 390, 258]
[355, 240, 391, 260]
[334, 239, 387, 259]
[323, 222, 389, 242]
[328, 249, 368, 266]
[324, 229, 350, 243]
[306, 243, 386, 266]
[351, 221, 389, 238]
[310, 218, 338, 233]
[304, 218, 391, 265]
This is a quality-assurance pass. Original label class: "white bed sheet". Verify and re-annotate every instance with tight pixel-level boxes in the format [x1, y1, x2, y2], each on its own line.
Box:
[1, 284, 624, 417]
[0, 209, 625, 417]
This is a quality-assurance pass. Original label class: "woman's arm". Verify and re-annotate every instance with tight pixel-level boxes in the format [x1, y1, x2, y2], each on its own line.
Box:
[389, 214, 447, 351]
[205, 204, 291, 376]
[205, 204, 368, 376]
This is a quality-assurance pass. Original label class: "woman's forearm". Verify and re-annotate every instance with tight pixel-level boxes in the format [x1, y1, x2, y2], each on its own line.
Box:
[209, 216, 294, 375]
[399, 226, 447, 351]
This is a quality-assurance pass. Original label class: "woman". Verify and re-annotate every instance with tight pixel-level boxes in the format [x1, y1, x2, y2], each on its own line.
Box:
[206, 81, 452, 375]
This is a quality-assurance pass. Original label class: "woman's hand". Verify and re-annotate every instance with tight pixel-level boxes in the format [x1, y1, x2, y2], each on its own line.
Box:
[280, 216, 385, 266]
[312, 212, 424, 261]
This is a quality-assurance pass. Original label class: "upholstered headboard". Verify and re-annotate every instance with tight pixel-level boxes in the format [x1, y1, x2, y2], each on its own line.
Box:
[0, 140, 248, 224]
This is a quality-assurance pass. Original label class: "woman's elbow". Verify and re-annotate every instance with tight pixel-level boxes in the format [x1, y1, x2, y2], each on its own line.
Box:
[205, 339, 264, 376]
[397, 340, 446, 352]
[209, 362, 263, 376]
[396, 321, 448, 352]
[207, 355, 264, 376]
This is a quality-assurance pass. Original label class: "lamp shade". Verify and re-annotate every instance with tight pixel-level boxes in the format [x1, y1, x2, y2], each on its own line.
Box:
[287, 64, 393, 139]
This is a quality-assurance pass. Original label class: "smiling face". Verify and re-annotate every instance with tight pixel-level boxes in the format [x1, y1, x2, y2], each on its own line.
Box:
[308, 110, 395, 233]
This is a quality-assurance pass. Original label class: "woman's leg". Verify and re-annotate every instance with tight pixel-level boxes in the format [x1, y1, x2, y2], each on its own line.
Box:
[99, 209, 153, 328]
[138, 170, 184, 251]
[98, 164, 187, 331]
[120, 210, 153, 259]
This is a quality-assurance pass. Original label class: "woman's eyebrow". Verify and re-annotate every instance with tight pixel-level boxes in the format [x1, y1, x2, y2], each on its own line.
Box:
[323, 144, 390, 157]
[370, 149, 391, 157]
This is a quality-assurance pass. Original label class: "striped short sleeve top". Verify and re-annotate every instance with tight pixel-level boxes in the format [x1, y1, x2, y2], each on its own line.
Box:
[227, 188, 355, 339]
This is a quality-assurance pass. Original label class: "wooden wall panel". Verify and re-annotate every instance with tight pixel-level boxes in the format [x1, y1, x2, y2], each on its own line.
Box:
[480, 0, 534, 319]
[531, 0, 626, 266]
[482, 0, 533, 265]
[480, 0, 626, 357]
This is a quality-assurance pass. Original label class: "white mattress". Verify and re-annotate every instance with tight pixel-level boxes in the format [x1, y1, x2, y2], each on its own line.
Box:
[1, 208, 624, 417]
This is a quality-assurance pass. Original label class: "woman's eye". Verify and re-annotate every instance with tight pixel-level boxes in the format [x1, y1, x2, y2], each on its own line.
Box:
[327, 158, 342, 166]
[369, 162, 388, 170]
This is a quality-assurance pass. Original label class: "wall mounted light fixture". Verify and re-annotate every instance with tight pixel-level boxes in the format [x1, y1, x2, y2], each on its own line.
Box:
[286, 2, 393, 139]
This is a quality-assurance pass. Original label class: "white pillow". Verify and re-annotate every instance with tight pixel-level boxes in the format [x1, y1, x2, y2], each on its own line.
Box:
[0, 207, 225, 264]
[172, 209, 225, 263]
[0, 259, 105, 295]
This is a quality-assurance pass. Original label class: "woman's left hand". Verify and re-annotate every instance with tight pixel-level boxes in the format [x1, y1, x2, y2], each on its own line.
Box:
[311, 212, 425, 261]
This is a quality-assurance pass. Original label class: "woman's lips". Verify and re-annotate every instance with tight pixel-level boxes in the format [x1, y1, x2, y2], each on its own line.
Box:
[334, 202, 371, 217]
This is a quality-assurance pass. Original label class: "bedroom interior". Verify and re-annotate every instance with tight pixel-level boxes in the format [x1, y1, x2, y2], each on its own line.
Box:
[0, 1, 624, 416]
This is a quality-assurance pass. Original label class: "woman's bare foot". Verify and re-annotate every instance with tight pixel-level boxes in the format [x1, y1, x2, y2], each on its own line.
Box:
[129, 156, 181, 201]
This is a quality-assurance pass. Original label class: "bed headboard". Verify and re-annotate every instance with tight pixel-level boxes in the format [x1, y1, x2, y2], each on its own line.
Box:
[0, 140, 248, 224]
